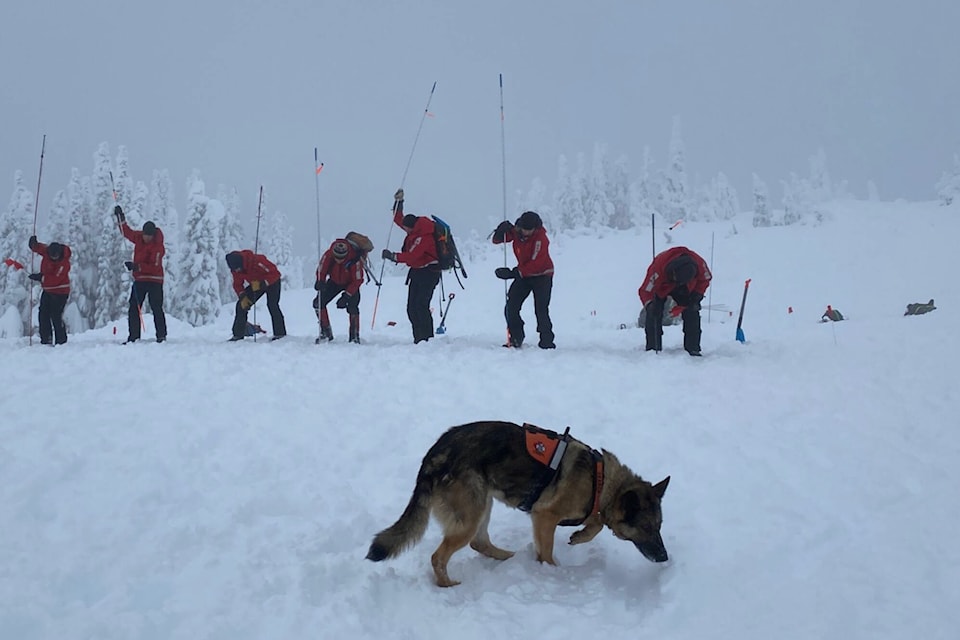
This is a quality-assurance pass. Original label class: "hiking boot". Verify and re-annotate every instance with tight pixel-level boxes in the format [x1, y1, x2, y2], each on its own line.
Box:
[271, 335, 286, 341]
[156, 336, 166, 343]
[228, 335, 244, 342]
[538, 340, 556, 349]
[319, 326, 334, 342]
[687, 349, 702, 357]
[123, 337, 139, 344]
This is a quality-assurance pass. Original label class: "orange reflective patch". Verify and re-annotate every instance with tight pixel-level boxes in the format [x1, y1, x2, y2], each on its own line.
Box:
[525, 430, 559, 466]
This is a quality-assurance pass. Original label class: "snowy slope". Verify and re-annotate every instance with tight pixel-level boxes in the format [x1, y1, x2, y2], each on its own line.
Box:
[1, 200, 958, 640]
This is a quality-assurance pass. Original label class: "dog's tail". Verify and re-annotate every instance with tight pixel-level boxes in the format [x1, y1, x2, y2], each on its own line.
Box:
[366, 474, 432, 562]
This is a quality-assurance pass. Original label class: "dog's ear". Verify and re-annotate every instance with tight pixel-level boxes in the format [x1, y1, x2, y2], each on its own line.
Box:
[652, 476, 670, 500]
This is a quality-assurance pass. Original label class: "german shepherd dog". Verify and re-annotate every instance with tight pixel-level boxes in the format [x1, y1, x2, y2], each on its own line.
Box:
[366, 421, 670, 587]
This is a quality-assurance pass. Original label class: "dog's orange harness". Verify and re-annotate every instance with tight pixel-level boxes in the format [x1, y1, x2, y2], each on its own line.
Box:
[520, 424, 604, 526]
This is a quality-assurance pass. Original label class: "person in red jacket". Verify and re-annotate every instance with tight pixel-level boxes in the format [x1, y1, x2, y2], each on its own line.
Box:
[27, 235, 71, 345]
[115, 205, 167, 343]
[313, 238, 365, 343]
[492, 210, 556, 349]
[381, 189, 441, 343]
[639, 246, 712, 356]
[225, 250, 286, 341]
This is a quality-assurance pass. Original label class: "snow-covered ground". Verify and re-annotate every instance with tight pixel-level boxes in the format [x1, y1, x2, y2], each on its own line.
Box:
[1, 200, 957, 639]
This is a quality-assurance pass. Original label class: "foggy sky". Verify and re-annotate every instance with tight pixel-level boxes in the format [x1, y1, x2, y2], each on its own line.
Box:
[2, 0, 958, 254]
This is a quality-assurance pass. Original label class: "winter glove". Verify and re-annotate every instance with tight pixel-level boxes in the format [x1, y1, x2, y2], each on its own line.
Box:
[114, 205, 125, 225]
[335, 293, 349, 309]
[251, 280, 262, 292]
[28, 273, 42, 282]
[493, 220, 514, 241]
[239, 295, 253, 311]
[381, 249, 397, 262]
[394, 188, 404, 202]
[28, 235, 38, 249]
[124, 261, 139, 272]
[314, 279, 323, 291]
[495, 267, 519, 280]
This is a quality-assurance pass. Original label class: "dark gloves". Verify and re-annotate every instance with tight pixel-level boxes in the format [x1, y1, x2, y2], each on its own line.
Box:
[336, 293, 355, 309]
[381, 249, 397, 262]
[124, 261, 139, 272]
[495, 267, 520, 280]
[28, 235, 38, 249]
[114, 205, 125, 225]
[314, 279, 323, 291]
[28, 273, 42, 282]
[493, 220, 514, 242]
[239, 295, 253, 311]
[394, 188, 404, 202]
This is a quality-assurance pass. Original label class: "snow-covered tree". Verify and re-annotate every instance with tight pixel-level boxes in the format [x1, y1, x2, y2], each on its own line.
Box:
[93, 143, 127, 328]
[585, 143, 614, 229]
[217, 185, 246, 303]
[177, 173, 221, 325]
[67, 170, 96, 329]
[0, 171, 35, 333]
[606, 155, 632, 229]
[752, 174, 772, 227]
[713, 172, 740, 221]
[148, 170, 180, 315]
[781, 173, 814, 226]
[808, 149, 832, 202]
[44, 189, 71, 244]
[521, 177, 553, 230]
[662, 116, 690, 222]
[630, 146, 658, 227]
[554, 154, 586, 231]
[265, 208, 302, 289]
[936, 154, 960, 206]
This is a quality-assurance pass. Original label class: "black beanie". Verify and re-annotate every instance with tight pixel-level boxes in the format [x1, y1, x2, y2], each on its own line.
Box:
[666, 255, 697, 285]
[402, 214, 417, 228]
[142, 221, 157, 236]
[225, 252, 243, 270]
[47, 242, 64, 260]
[517, 211, 542, 230]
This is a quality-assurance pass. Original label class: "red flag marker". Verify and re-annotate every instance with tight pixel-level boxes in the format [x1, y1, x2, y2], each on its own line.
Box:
[3, 258, 25, 270]
[315, 162, 324, 175]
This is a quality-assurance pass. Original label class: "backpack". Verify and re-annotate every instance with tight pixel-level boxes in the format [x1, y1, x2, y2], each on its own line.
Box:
[431, 215, 467, 282]
[344, 231, 379, 285]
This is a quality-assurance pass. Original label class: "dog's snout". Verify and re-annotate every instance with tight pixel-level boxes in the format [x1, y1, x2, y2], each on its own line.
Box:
[636, 541, 669, 563]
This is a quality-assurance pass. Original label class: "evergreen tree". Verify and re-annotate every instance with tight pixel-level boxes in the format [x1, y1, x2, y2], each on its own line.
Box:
[752, 174, 772, 227]
[713, 172, 740, 221]
[93, 142, 127, 328]
[630, 146, 658, 227]
[217, 184, 246, 303]
[936, 154, 960, 206]
[585, 143, 614, 228]
[808, 148, 832, 202]
[554, 155, 584, 231]
[66, 169, 96, 329]
[0, 171, 34, 333]
[522, 177, 553, 229]
[662, 116, 690, 222]
[177, 173, 221, 326]
[265, 208, 301, 289]
[606, 155, 632, 230]
[782, 173, 813, 226]
[44, 189, 70, 244]
[148, 170, 180, 316]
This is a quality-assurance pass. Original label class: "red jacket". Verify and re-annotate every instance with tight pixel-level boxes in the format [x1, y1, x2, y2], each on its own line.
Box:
[31, 242, 72, 294]
[316, 240, 365, 296]
[493, 226, 554, 278]
[231, 250, 282, 295]
[393, 209, 438, 269]
[638, 246, 711, 305]
[121, 223, 165, 283]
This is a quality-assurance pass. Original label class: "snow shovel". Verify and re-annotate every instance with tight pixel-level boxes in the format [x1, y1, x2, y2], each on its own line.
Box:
[735, 278, 751, 343]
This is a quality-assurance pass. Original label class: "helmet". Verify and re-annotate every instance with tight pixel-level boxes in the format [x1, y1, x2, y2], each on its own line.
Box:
[517, 211, 542, 230]
[332, 241, 349, 259]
